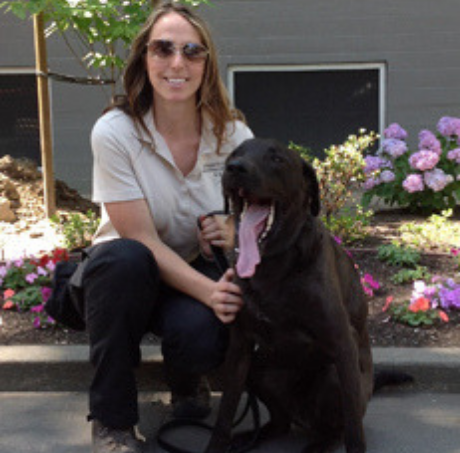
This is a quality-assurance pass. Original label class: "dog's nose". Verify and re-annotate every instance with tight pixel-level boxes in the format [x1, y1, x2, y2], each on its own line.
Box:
[226, 159, 248, 174]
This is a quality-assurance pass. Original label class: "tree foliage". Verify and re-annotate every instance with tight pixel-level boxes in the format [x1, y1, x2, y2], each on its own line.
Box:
[0, 0, 211, 85]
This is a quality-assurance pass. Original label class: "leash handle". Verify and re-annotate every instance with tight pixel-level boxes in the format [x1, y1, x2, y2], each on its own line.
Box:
[197, 211, 229, 274]
[156, 392, 260, 453]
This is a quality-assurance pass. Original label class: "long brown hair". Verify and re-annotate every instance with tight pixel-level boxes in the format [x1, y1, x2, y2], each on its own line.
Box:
[109, 1, 245, 151]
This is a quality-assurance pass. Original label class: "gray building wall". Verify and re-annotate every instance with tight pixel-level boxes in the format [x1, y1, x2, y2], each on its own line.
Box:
[1, 0, 459, 196]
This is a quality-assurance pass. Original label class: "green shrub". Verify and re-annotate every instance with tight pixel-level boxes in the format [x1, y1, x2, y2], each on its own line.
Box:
[291, 130, 377, 244]
[51, 210, 100, 251]
[377, 243, 421, 268]
[390, 266, 431, 285]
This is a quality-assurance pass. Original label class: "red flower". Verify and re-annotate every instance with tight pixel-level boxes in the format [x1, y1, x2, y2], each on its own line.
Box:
[409, 297, 430, 313]
[3, 289, 15, 300]
[38, 254, 51, 268]
[439, 310, 449, 323]
[382, 296, 394, 312]
[52, 248, 69, 263]
[2, 300, 16, 310]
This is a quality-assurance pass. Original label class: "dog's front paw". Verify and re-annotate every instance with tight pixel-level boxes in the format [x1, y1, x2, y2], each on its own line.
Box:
[345, 440, 366, 453]
[205, 437, 231, 453]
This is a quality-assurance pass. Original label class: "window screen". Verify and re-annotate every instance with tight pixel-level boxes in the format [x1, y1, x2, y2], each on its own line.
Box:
[0, 73, 40, 163]
[232, 67, 381, 157]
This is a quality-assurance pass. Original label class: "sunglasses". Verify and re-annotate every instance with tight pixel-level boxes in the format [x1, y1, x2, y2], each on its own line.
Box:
[146, 39, 209, 62]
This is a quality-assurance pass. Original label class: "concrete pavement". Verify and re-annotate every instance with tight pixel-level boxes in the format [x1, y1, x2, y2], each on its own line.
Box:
[0, 390, 459, 452]
[0, 346, 459, 452]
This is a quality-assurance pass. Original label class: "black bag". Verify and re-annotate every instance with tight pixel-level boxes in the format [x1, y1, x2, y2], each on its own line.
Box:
[45, 260, 86, 331]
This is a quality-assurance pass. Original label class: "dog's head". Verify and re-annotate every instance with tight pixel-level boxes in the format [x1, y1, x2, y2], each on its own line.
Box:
[223, 138, 320, 278]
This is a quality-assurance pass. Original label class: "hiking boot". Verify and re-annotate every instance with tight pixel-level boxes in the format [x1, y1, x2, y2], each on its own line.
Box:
[171, 376, 212, 419]
[92, 419, 144, 453]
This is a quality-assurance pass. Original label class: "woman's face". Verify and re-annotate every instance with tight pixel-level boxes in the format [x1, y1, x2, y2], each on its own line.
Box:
[146, 12, 207, 109]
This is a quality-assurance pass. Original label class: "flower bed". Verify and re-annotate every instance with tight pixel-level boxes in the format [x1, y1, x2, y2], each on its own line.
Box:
[363, 116, 460, 213]
[1, 249, 69, 329]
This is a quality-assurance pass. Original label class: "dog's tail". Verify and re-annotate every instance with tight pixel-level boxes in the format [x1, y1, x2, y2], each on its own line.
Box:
[373, 368, 414, 393]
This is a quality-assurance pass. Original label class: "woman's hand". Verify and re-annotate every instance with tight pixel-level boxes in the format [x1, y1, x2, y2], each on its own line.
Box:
[197, 214, 234, 258]
[210, 268, 244, 324]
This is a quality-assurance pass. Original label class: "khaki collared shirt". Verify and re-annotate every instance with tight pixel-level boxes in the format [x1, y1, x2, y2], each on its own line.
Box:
[90, 108, 253, 262]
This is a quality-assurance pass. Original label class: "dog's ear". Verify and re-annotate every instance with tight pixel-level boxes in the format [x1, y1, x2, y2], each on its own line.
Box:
[302, 160, 321, 217]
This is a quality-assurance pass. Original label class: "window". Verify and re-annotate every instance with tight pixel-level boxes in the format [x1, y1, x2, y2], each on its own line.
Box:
[229, 64, 384, 156]
[0, 71, 40, 163]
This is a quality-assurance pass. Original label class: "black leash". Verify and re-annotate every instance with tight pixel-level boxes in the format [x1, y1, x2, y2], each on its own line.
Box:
[156, 391, 261, 453]
[197, 210, 231, 274]
[157, 212, 261, 452]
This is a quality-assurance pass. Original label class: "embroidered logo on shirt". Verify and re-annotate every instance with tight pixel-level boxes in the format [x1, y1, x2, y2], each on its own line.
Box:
[203, 161, 225, 178]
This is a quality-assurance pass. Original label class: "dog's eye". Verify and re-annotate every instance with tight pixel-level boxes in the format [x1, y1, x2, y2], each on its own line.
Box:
[270, 154, 285, 164]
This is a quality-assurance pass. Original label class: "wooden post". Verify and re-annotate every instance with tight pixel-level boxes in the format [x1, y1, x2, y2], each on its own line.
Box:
[33, 12, 56, 217]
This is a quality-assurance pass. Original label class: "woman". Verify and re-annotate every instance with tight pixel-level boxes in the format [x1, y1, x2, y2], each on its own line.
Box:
[82, 2, 253, 452]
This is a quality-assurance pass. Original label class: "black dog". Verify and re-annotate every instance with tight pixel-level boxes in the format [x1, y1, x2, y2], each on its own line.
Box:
[206, 138, 374, 453]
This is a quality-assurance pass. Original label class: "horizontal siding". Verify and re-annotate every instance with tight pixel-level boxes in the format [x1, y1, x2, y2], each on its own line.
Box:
[202, 0, 460, 150]
[0, 0, 459, 193]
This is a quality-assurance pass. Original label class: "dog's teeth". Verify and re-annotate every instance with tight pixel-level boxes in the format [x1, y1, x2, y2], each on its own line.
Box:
[267, 204, 275, 228]
[258, 204, 276, 243]
[241, 202, 248, 221]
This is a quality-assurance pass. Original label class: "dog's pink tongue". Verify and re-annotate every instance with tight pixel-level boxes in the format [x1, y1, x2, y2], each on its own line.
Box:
[236, 204, 270, 278]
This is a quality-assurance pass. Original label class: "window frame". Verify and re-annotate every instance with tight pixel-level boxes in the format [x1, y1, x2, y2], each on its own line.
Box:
[0, 68, 44, 163]
[227, 62, 386, 142]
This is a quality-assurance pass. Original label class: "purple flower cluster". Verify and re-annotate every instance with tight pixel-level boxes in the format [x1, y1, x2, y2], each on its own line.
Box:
[409, 150, 440, 171]
[412, 278, 460, 310]
[381, 138, 408, 158]
[363, 156, 395, 190]
[419, 130, 442, 154]
[447, 148, 460, 164]
[424, 168, 454, 192]
[364, 155, 390, 174]
[437, 116, 460, 138]
[402, 174, 424, 193]
[363, 116, 460, 207]
[384, 123, 408, 140]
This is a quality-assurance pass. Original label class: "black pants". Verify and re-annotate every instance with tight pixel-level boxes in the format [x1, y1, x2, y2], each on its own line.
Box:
[76, 238, 228, 428]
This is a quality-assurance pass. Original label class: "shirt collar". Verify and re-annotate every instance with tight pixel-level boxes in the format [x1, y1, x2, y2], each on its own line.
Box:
[134, 108, 218, 157]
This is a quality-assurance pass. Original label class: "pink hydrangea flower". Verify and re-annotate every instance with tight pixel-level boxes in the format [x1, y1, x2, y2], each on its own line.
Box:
[381, 138, 408, 158]
[408, 150, 440, 171]
[437, 116, 460, 137]
[447, 148, 460, 164]
[418, 130, 442, 155]
[383, 123, 408, 140]
[402, 174, 424, 193]
[424, 168, 454, 192]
